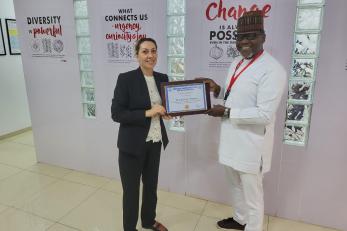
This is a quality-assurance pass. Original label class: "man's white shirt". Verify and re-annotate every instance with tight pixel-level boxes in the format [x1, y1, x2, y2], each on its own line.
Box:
[218, 51, 287, 174]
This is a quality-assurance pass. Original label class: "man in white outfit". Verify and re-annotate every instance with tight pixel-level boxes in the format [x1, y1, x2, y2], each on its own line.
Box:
[203, 11, 287, 231]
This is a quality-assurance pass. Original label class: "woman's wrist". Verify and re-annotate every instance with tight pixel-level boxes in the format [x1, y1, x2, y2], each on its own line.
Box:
[145, 109, 152, 117]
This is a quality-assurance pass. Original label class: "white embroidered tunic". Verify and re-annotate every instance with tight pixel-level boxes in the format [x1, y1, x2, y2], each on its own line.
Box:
[144, 75, 162, 142]
[218, 51, 287, 174]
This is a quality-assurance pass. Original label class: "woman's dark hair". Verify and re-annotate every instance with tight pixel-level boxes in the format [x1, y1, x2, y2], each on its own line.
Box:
[135, 38, 157, 55]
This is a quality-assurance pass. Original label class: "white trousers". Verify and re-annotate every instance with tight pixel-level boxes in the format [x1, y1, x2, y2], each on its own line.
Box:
[225, 166, 264, 231]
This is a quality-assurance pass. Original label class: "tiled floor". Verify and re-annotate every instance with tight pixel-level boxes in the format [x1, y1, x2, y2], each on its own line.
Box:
[0, 131, 340, 231]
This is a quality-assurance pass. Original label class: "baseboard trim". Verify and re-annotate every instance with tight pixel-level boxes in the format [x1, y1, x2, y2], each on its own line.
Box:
[0, 127, 32, 140]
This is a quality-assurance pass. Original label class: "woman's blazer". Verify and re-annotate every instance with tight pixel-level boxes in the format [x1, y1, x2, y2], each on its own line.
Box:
[111, 67, 169, 155]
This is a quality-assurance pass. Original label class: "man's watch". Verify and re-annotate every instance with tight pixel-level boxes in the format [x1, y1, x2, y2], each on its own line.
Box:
[223, 107, 230, 118]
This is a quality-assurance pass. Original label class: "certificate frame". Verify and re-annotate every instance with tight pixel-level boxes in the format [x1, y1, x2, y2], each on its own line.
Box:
[0, 19, 6, 55]
[161, 80, 211, 116]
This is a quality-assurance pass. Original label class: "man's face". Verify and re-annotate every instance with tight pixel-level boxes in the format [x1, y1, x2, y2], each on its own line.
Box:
[136, 41, 157, 71]
[236, 32, 265, 59]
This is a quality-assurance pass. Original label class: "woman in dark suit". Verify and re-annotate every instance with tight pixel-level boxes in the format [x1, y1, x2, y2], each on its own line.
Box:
[111, 38, 169, 231]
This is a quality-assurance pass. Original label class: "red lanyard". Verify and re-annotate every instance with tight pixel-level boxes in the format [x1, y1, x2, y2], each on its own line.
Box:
[224, 50, 264, 100]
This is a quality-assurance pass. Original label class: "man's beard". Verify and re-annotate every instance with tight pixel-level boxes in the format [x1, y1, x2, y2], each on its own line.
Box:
[245, 52, 254, 59]
[239, 47, 254, 59]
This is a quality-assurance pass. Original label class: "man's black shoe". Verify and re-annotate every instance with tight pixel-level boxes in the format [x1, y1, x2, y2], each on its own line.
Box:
[216, 217, 246, 230]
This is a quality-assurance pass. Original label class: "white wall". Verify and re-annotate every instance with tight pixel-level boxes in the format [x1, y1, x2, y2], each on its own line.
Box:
[0, 0, 31, 136]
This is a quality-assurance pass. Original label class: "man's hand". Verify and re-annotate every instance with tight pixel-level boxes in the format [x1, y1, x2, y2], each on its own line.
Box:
[206, 104, 226, 117]
[196, 77, 221, 97]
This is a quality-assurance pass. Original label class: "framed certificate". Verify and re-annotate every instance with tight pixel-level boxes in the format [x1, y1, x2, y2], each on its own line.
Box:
[5, 19, 21, 55]
[0, 19, 6, 55]
[161, 80, 211, 116]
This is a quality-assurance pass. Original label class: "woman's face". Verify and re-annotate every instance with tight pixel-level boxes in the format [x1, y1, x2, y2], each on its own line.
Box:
[136, 41, 157, 72]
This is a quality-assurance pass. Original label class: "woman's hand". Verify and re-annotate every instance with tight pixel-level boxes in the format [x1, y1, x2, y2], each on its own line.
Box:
[145, 105, 166, 117]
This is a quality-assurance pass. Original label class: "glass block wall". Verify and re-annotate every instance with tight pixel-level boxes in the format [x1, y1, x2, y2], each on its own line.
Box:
[167, 0, 186, 131]
[73, 0, 96, 118]
[283, 0, 325, 146]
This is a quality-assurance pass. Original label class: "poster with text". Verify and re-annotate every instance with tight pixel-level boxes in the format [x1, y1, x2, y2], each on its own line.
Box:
[100, 0, 163, 64]
[13, 0, 76, 62]
[25, 15, 65, 58]
[202, 0, 275, 70]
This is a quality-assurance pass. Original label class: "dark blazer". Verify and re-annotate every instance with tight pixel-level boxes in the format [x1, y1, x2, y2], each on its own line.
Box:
[111, 67, 169, 155]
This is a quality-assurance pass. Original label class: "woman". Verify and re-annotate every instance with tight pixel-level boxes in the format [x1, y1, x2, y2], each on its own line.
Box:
[111, 38, 169, 231]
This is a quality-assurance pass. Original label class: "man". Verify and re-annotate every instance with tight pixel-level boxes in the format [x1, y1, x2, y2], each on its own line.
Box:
[204, 11, 287, 231]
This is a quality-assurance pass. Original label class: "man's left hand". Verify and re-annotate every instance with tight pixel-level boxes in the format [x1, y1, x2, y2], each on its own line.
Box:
[207, 104, 226, 117]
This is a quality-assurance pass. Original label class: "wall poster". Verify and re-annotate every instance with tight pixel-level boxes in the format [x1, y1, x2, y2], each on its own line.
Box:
[25, 15, 65, 58]
[100, 0, 163, 65]
[203, 1, 273, 70]
[13, 0, 76, 63]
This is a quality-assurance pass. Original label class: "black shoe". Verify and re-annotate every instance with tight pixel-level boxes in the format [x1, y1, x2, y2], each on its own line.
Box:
[216, 217, 246, 230]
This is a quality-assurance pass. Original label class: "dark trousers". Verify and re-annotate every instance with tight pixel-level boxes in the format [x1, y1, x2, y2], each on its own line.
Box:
[118, 141, 162, 231]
